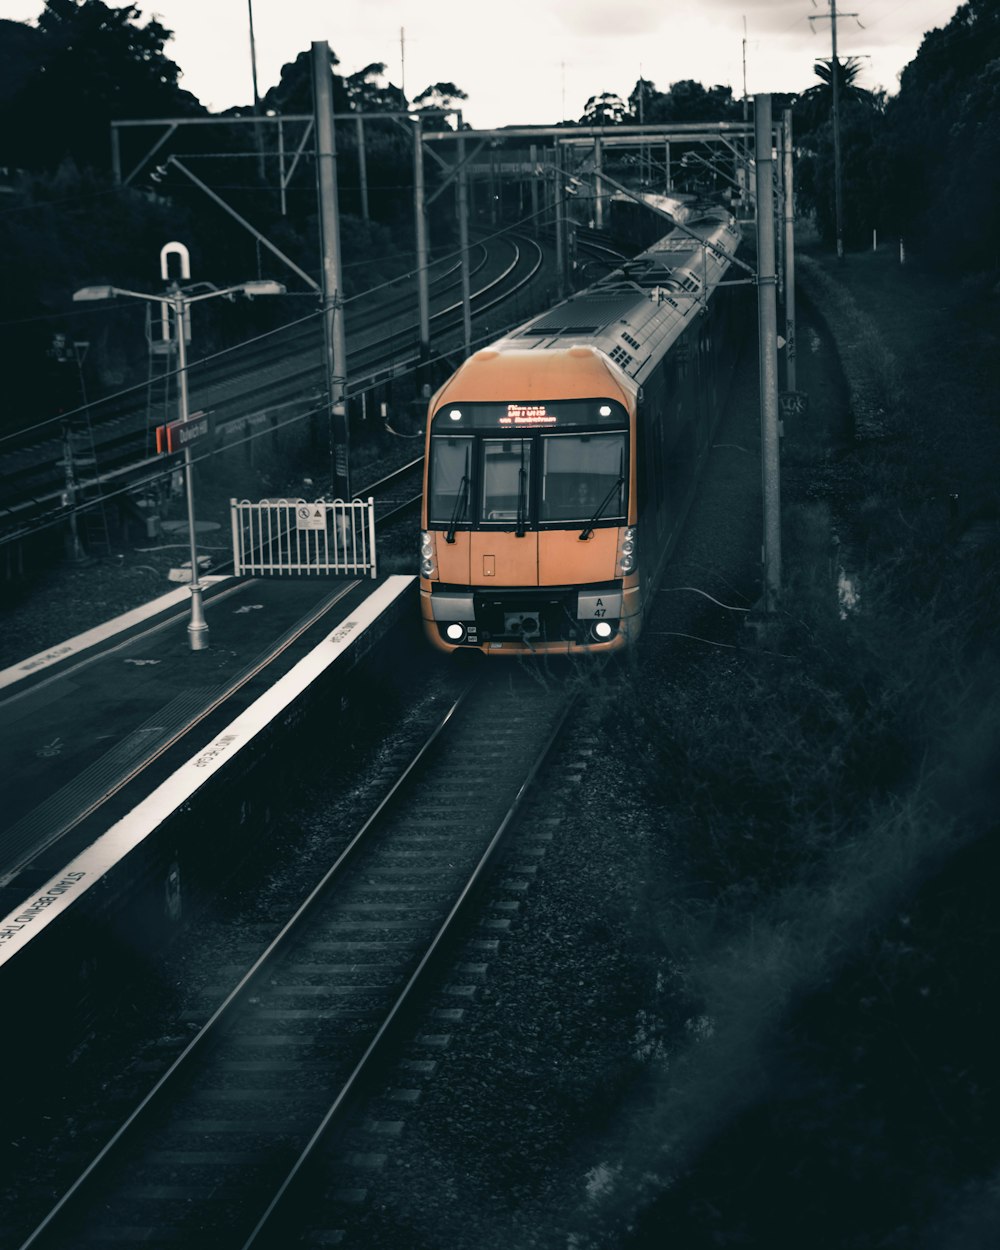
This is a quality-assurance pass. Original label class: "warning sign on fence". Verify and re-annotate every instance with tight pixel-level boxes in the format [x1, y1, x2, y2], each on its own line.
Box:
[296, 504, 326, 531]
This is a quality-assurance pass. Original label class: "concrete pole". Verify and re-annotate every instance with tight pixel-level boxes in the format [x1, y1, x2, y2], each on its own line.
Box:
[457, 131, 472, 357]
[174, 291, 209, 650]
[355, 115, 369, 221]
[277, 118, 287, 216]
[412, 114, 431, 371]
[312, 41, 350, 499]
[111, 126, 122, 186]
[529, 143, 539, 232]
[755, 93, 781, 610]
[830, 1, 845, 260]
[554, 143, 566, 299]
[247, 0, 266, 183]
[775, 121, 785, 303]
[594, 134, 604, 229]
[783, 108, 797, 393]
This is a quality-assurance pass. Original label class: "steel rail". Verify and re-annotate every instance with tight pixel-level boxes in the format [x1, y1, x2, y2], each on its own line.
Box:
[242, 679, 577, 1247]
[16, 674, 483, 1250]
[17, 672, 576, 1250]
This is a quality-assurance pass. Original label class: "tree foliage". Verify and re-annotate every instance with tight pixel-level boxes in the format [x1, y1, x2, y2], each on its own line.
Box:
[0, 1, 202, 173]
[581, 92, 629, 125]
[881, 0, 1000, 268]
[412, 81, 468, 122]
[345, 62, 406, 114]
[793, 56, 881, 142]
[792, 0, 1000, 264]
[792, 58, 887, 248]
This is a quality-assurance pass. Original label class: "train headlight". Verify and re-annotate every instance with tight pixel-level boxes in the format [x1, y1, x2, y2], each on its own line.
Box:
[617, 526, 637, 575]
[420, 530, 437, 579]
[445, 623, 466, 641]
[592, 620, 614, 640]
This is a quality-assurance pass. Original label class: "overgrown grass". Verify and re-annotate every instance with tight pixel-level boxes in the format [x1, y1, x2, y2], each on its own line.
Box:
[798, 255, 904, 439]
[567, 252, 1000, 1247]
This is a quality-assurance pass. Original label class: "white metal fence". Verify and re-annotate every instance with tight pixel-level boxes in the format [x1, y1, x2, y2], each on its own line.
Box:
[230, 497, 377, 577]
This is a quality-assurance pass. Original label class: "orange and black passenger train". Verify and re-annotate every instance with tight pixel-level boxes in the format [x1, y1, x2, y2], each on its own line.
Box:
[420, 206, 744, 656]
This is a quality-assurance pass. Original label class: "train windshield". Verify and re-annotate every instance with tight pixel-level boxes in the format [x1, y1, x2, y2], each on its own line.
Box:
[427, 405, 629, 530]
[428, 436, 473, 523]
[481, 439, 532, 523]
[540, 432, 626, 523]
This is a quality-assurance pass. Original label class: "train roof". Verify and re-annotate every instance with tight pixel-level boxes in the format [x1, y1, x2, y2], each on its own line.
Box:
[488, 209, 740, 387]
[609, 189, 697, 224]
[429, 344, 639, 410]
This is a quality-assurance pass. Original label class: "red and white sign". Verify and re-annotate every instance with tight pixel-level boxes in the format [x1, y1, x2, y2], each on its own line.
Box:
[155, 411, 212, 454]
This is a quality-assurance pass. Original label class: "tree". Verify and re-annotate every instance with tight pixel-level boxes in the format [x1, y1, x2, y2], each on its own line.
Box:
[261, 46, 348, 116]
[345, 62, 406, 114]
[794, 56, 879, 143]
[412, 81, 468, 125]
[644, 80, 740, 124]
[627, 77, 656, 122]
[880, 0, 1000, 266]
[0, 1, 202, 172]
[0, 18, 46, 104]
[581, 92, 628, 125]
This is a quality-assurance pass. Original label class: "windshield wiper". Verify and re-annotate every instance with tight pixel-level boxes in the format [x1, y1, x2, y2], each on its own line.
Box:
[445, 448, 471, 544]
[515, 439, 528, 538]
[579, 474, 625, 540]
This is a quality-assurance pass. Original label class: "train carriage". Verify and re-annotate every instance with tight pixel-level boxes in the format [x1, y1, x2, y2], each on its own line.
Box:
[419, 208, 745, 656]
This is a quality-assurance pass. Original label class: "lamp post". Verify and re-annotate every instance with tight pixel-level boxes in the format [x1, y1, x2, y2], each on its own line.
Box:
[73, 276, 285, 650]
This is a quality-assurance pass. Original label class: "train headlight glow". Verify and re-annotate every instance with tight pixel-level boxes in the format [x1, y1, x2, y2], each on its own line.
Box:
[592, 620, 614, 640]
[599, 405, 612, 416]
[617, 526, 637, 575]
[449, 409, 463, 421]
[420, 530, 437, 578]
[445, 623, 465, 641]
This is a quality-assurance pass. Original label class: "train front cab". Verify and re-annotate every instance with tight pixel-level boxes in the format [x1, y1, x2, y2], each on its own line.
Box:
[419, 348, 641, 657]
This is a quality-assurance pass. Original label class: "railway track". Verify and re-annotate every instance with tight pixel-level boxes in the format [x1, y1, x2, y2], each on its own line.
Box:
[17, 667, 575, 1250]
[0, 233, 547, 545]
[364, 455, 423, 525]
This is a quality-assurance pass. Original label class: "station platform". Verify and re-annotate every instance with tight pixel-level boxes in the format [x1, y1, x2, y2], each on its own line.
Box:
[0, 572, 417, 972]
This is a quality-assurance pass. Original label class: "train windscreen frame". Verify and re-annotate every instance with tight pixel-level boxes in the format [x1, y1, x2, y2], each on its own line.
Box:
[428, 400, 629, 532]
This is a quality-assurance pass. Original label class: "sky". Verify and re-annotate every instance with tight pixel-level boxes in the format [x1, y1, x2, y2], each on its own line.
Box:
[4, 0, 964, 127]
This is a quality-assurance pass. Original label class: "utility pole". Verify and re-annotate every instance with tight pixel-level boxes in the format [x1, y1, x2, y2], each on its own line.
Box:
[246, 0, 265, 183]
[554, 143, 566, 299]
[810, 0, 858, 260]
[412, 113, 431, 373]
[312, 41, 350, 500]
[593, 134, 604, 229]
[457, 128, 473, 358]
[355, 116, 369, 221]
[783, 108, 797, 392]
[755, 94, 781, 610]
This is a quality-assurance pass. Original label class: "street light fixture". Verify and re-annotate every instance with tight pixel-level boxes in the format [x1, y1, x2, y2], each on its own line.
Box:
[73, 275, 285, 650]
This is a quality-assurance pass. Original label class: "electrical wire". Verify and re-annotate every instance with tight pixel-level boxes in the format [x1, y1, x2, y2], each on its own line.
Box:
[659, 586, 751, 612]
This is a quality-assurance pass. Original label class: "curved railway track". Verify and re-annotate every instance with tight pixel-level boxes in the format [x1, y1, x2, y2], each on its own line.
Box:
[17, 667, 575, 1250]
[0, 233, 547, 544]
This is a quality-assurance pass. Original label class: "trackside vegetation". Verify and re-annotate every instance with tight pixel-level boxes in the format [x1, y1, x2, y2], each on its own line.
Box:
[572, 247, 1000, 1247]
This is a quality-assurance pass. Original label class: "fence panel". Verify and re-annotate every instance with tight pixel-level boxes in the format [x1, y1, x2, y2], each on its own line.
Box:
[230, 498, 377, 578]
